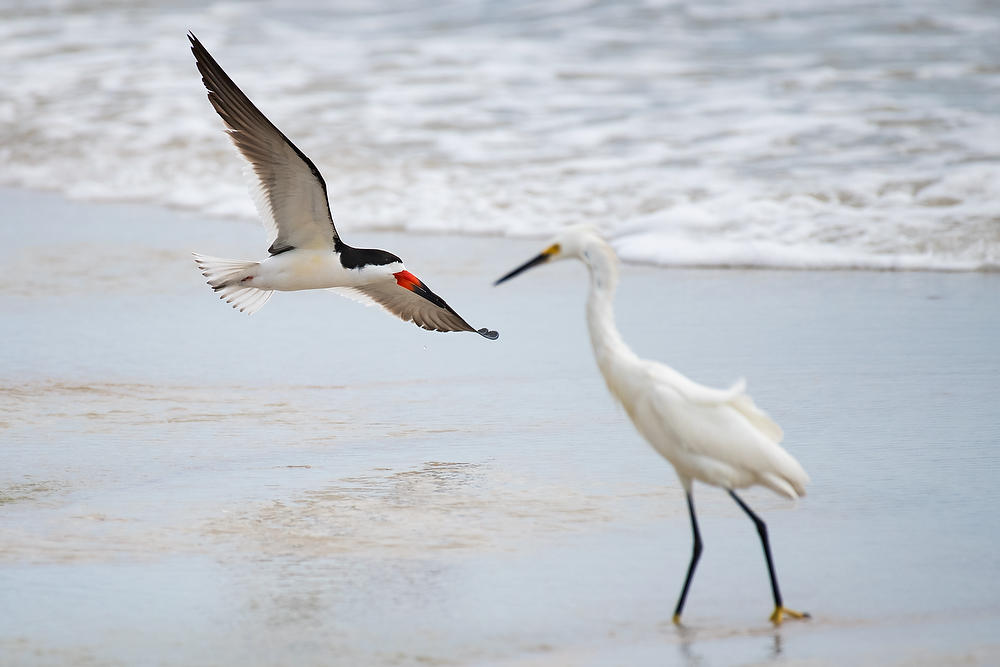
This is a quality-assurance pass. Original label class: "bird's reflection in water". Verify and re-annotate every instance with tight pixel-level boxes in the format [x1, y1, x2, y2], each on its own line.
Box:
[674, 625, 784, 666]
[770, 631, 784, 659]
[675, 625, 705, 667]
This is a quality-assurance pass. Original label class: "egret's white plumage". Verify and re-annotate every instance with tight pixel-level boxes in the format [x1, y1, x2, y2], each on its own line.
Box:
[496, 225, 809, 625]
[187, 33, 497, 339]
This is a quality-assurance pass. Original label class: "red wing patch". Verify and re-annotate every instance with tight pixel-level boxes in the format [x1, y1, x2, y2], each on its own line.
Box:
[394, 270, 421, 291]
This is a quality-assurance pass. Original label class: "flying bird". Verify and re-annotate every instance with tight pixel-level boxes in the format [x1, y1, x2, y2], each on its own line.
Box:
[187, 33, 497, 340]
[496, 225, 809, 624]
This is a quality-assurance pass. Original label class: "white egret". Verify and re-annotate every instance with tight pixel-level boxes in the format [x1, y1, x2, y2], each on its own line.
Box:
[187, 34, 497, 339]
[496, 225, 810, 625]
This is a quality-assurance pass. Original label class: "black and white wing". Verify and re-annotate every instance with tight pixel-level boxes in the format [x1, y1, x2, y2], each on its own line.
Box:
[334, 271, 498, 339]
[189, 32, 337, 254]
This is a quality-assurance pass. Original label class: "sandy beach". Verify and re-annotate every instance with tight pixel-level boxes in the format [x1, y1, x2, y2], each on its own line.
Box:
[1, 187, 999, 666]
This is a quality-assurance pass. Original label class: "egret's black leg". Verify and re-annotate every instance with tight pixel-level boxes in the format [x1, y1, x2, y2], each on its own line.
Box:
[672, 491, 703, 624]
[729, 490, 809, 624]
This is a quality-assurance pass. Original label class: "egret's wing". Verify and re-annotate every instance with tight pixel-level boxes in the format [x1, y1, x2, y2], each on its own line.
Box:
[639, 363, 805, 497]
[649, 365, 782, 442]
[728, 390, 784, 443]
[189, 33, 337, 253]
[331, 276, 498, 338]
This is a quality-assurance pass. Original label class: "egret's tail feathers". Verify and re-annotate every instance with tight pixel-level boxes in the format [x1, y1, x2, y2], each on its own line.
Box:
[759, 451, 810, 499]
[760, 472, 807, 500]
[193, 253, 273, 315]
[731, 392, 784, 443]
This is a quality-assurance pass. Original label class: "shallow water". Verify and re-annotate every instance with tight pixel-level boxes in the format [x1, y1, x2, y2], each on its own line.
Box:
[1, 1, 999, 269]
[2, 189, 1000, 665]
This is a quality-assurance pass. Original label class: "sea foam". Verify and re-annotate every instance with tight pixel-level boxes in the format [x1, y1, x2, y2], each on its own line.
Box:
[1, 0, 998, 271]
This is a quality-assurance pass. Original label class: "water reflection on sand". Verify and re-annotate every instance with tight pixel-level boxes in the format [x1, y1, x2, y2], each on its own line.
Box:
[2, 191, 1000, 665]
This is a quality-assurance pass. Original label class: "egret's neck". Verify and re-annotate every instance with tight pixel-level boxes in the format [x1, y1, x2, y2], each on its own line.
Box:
[581, 241, 636, 373]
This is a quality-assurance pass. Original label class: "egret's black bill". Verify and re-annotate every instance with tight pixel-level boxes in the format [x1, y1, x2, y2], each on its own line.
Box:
[494, 253, 550, 286]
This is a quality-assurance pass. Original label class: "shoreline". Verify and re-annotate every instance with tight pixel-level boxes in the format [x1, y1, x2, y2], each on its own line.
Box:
[5, 185, 995, 273]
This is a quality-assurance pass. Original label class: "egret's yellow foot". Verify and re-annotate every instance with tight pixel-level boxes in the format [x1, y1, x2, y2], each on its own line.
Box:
[672, 613, 682, 625]
[770, 606, 810, 625]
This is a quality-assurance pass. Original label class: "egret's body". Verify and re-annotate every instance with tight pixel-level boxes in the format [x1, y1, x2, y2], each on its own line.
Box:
[497, 226, 809, 625]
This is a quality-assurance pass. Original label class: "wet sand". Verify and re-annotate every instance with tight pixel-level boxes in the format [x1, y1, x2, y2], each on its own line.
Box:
[2, 188, 999, 666]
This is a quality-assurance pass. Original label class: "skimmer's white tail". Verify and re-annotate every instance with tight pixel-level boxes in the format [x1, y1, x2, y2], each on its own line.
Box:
[193, 253, 273, 315]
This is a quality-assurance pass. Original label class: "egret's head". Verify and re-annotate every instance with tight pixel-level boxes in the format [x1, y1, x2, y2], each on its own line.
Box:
[494, 224, 606, 285]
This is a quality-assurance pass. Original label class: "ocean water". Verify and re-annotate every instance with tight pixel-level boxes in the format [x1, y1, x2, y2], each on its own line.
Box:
[1, 0, 998, 270]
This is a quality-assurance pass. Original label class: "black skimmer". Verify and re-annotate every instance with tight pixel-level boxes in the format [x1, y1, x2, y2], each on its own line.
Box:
[188, 33, 498, 340]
